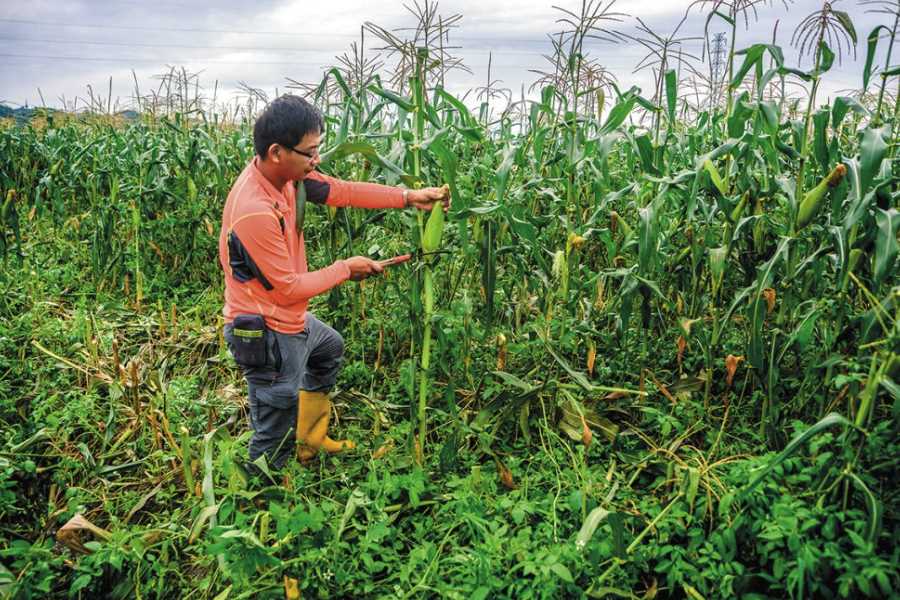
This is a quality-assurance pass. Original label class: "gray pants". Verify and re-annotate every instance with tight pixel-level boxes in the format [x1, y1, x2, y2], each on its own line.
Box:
[224, 313, 345, 469]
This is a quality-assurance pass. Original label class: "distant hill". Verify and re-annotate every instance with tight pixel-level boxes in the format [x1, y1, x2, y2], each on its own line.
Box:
[0, 104, 141, 124]
[0, 105, 37, 120]
[0, 104, 43, 124]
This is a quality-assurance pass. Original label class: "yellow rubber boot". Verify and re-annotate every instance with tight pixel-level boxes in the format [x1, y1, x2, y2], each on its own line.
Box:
[296, 390, 355, 462]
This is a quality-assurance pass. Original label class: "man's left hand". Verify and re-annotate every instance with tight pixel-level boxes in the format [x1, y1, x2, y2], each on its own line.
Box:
[406, 185, 450, 212]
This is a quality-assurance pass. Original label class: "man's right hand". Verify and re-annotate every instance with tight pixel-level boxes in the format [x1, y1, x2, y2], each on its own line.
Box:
[344, 256, 385, 281]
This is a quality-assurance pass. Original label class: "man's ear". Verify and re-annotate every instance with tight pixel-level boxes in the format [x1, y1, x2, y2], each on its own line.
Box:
[266, 143, 282, 163]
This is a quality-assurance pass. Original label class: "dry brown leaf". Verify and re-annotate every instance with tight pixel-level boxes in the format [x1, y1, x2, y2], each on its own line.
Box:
[57, 514, 112, 554]
[560, 401, 618, 442]
[581, 416, 593, 449]
[586, 341, 597, 376]
[725, 354, 744, 387]
[284, 575, 300, 600]
[496, 333, 508, 371]
[568, 232, 586, 250]
[496, 460, 516, 490]
[414, 436, 423, 466]
[763, 288, 776, 315]
[679, 318, 700, 336]
[676, 335, 687, 369]
[372, 440, 394, 460]
[643, 369, 676, 405]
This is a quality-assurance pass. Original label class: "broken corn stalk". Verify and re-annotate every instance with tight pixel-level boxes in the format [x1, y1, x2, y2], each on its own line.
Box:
[417, 183, 449, 463]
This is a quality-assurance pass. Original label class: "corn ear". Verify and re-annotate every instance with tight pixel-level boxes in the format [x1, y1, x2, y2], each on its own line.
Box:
[796, 164, 847, 230]
[610, 211, 633, 239]
[703, 159, 727, 196]
[730, 191, 750, 223]
[422, 202, 445, 252]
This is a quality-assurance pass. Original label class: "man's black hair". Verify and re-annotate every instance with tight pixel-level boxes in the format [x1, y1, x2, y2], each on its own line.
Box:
[253, 94, 324, 159]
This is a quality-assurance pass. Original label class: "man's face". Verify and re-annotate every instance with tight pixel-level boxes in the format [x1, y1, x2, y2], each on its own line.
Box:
[268, 131, 322, 181]
[285, 131, 322, 179]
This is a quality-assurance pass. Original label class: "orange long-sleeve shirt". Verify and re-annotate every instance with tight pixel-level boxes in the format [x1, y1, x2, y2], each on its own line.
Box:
[219, 157, 404, 334]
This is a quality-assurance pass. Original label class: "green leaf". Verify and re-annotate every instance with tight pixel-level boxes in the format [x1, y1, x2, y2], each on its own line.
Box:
[730, 44, 766, 89]
[634, 134, 658, 176]
[832, 96, 868, 128]
[743, 413, 853, 495]
[638, 205, 657, 273]
[318, 68, 358, 109]
[711, 9, 735, 27]
[832, 11, 857, 47]
[545, 345, 593, 392]
[494, 142, 518, 204]
[188, 504, 220, 544]
[830, 224, 851, 287]
[748, 238, 790, 370]
[320, 141, 415, 186]
[492, 370, 537, 393]
[818, 40, 835, 75]
[367, 85, 414, 112]
[758, 101, 779, 136]
[847, 472, 883, 544]
[703, 160, 727, 196]
[598, 95, 637, 135]
[813, 108, 830, 174]
[608, 511, 626, 558]
[873, 208, 899, 287]
[665, 69, 677, 125]
[778, 305, 821, 362]
[859, 127, 888, 194]
[550, 562, 574, 583]
[576, 506, 610, 550]
[863, 26, 890, 90]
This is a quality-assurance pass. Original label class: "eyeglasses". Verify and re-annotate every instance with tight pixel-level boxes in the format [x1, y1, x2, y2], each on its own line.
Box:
[285, 144, 319, 160]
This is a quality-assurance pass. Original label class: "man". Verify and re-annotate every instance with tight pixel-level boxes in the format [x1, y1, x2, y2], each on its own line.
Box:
[219, 94, 448, 471]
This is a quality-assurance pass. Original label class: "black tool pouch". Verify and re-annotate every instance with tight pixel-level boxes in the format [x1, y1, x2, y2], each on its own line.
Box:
[229, 314, 269, 367]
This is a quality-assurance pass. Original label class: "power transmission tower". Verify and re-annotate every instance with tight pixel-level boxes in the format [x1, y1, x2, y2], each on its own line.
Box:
[709, 32, 727, 110]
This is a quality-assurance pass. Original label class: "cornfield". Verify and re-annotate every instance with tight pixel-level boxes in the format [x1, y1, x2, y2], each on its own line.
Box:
[0, 1, 897, 598]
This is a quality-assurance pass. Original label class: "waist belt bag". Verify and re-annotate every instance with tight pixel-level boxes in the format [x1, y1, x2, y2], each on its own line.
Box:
[230, 314, 268, 367]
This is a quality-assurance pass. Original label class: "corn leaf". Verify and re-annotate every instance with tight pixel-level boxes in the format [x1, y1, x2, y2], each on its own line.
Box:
[730, 44, 767, 90]
[873, 208, 899, 287]
[665, 69, 677, 125]
[743, 413, 853, 496]
[848, 472, 883, 544]
[575, 507, 610, 550]
[367, 85, 414, 112]
[817, 40, 836, 75]
[320, 141, 415, 186]
[859, 127, 888, 195]
[598, 95, 637, 135]
[703, 160, 727, 196]
[863, 26, 891, 90]
[832, 97, 867, 129]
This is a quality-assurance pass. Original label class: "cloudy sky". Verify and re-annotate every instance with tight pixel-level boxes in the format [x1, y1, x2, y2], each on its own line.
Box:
[0, 0, 888, 112]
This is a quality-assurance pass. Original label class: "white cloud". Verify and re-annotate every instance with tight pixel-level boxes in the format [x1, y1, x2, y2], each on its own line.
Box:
[0, 0, 887, 110]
